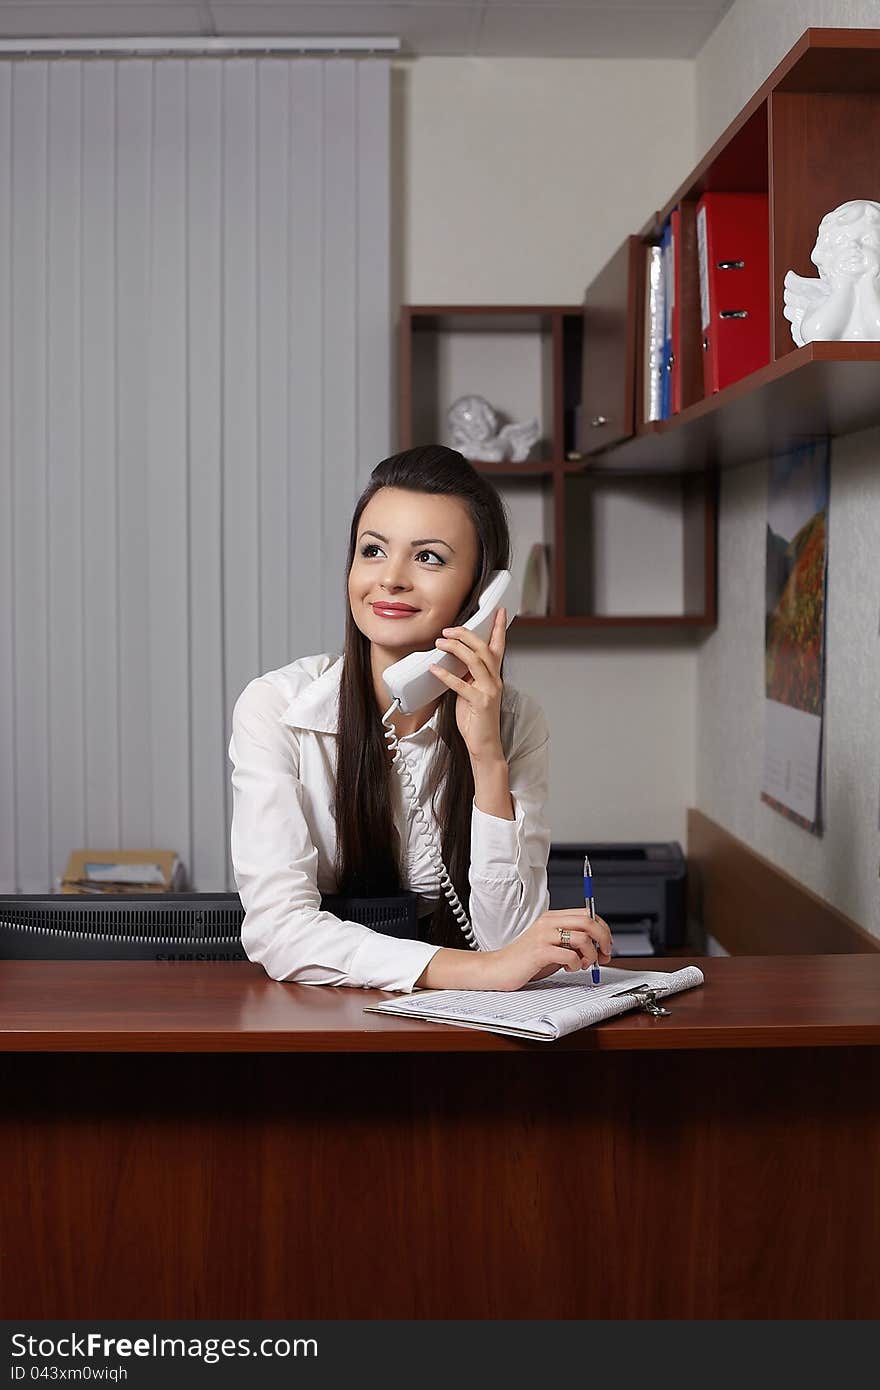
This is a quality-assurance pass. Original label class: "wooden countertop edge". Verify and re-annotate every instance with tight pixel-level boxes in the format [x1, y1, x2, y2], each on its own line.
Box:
[2, 1022, 879, 1053]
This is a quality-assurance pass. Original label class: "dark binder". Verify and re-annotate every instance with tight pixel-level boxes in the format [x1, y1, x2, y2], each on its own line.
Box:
[670, 206, 682, 414]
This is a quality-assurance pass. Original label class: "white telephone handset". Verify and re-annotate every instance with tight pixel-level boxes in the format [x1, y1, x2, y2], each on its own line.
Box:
[383, 569, 519, 716]
[380, 569, 520, 953]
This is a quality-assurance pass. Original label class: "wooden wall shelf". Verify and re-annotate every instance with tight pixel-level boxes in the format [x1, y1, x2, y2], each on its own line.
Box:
[399, 305, 717, 630]
[586, 342, 880, 474]
[580, 28, 880, 473]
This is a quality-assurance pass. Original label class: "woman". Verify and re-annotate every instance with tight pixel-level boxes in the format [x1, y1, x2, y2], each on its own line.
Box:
[229, 445, 611, 992]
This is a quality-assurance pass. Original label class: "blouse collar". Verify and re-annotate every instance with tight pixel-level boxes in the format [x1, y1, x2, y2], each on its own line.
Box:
[281, 655, 442, 740]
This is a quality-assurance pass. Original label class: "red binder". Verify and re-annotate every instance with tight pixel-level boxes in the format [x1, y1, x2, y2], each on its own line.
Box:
[696, 192, 770, 394]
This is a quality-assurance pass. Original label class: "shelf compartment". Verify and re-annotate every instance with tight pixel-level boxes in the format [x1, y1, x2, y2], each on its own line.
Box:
[401, 307, 560, 464]
[492, 469, 557, 619]
[583, 102, 770, 461]
[768, 87, 880, 359]
[562, 470, 716, 622]
[630, 105, 771, 445]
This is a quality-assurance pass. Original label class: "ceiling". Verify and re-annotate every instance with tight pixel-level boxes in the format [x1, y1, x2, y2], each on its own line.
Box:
[0, 1, 736, 60]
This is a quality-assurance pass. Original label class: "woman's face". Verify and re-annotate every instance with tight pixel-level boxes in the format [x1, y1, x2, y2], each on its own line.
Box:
[348, 487, 480, 655]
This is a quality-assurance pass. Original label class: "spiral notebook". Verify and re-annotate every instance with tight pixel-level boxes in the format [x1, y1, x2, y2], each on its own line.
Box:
[364, 965, 704, 1041]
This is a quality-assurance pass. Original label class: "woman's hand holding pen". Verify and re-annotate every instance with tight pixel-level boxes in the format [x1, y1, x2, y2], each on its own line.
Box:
[416, 910, 613, 991]
[477, 909, 613, 992]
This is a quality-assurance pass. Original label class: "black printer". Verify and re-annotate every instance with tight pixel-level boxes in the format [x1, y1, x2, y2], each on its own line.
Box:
[547, 842, 687, 953]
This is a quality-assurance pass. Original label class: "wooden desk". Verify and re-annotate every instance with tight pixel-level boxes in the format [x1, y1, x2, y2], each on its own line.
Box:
[1, 956, 878, 1318]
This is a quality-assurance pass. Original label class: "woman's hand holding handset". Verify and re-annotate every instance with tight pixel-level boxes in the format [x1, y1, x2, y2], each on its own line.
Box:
[416, 909, 613, 992]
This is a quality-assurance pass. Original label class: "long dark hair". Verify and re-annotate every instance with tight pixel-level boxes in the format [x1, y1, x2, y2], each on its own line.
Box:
[333, 445, 512, 949]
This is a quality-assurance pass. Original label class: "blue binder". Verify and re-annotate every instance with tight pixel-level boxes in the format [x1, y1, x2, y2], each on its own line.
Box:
[659, 218, 674, 420]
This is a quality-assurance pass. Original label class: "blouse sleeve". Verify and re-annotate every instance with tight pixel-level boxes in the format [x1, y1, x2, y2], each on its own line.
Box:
[229, 678, 442, 992]
[466, 692, 551, 951]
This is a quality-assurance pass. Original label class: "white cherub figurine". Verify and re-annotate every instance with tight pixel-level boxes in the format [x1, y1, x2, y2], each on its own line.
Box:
[783, 199, 880, 346]
[447, 394, 540, 463]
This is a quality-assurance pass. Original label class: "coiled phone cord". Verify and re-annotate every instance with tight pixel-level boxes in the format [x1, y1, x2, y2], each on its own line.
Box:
[382, 700, 480, 951]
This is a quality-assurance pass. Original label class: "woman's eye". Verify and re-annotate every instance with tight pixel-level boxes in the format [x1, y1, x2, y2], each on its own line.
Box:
[359, 544, 444, 565]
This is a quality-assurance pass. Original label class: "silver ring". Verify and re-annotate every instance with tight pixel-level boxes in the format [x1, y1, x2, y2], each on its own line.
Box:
[558, 928, 572, 949]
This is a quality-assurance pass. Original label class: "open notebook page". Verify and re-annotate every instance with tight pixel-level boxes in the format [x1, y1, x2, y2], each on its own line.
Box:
[365, 965, 705, 1041]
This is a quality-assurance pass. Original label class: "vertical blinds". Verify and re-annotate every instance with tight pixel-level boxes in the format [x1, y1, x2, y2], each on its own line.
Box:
[0, 57, 391, 893]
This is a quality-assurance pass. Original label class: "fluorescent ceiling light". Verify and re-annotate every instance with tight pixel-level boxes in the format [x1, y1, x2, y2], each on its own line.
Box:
[0, 36, 401, 56]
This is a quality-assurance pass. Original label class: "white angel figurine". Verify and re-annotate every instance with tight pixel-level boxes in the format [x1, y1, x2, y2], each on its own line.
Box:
[783, 199, 880, 346]
[497, 417, 541, 461]
[447, 394, 540, 462]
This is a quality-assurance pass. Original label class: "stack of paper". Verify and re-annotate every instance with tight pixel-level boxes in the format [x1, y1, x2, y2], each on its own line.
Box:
[60, 849, 186, 895]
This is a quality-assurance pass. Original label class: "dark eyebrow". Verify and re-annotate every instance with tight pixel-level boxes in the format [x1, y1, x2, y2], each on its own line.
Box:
[360, 530, 455, 554]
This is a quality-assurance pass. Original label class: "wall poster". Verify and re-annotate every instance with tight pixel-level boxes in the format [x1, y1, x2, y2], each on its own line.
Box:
[761, 439, 830, 834]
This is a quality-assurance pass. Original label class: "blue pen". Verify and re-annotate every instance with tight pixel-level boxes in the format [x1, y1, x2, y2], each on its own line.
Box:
[583, 854, 601, 985]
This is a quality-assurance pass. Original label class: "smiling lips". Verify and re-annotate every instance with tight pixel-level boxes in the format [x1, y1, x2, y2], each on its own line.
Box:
[371, 602, 419, 617]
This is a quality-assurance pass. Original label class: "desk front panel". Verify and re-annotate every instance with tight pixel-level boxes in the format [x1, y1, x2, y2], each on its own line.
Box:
[2, 1047, 878, 1319]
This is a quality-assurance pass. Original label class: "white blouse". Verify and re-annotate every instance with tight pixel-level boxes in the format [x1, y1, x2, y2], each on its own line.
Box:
[228, 652, 551, 993]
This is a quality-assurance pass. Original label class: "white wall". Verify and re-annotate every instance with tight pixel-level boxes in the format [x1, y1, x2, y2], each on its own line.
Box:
[695, 0, 880, 940]
[396, 57, 696, 305]
[392, 57, 699, 846]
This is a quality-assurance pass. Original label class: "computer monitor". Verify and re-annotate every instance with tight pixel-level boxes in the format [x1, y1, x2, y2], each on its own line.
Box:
[0, 893, 248, 960]
[0, 891, 421, 959]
